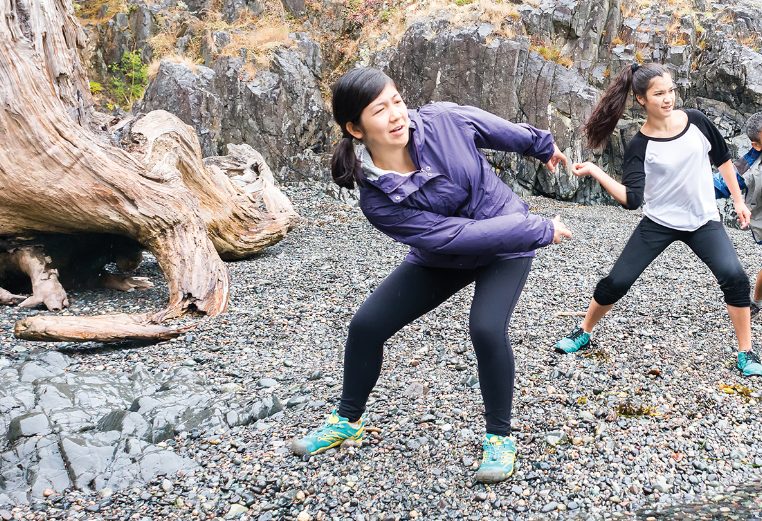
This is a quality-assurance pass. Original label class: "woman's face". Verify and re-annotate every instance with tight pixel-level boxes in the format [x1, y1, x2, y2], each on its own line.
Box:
[636, 73, 676, 119]
[347, 82, 410, 154]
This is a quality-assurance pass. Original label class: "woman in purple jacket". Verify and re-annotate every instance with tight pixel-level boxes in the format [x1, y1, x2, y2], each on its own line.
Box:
[292, 67, 571, 483]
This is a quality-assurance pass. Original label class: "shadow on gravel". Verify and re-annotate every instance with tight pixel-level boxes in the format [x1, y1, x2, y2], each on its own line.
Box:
[636, 480, 762, 520]
[54, 340, 159, 354]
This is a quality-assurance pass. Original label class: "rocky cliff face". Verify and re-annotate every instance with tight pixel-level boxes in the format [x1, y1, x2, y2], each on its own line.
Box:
[377, 19, 602, 201]
[79, 0, 762, 201]
[368, 0, 762, 201]
[136, 39, 330, 174]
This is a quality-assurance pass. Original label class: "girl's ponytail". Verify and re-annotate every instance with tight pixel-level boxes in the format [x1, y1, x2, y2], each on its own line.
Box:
[583, 62, 669, 149]
[583, 65, 635, 149]
[331, 136, 361, 189]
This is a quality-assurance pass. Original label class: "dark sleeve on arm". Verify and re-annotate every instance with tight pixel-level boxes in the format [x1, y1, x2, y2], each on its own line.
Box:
[621, 136, 647, 210]
[359, 191, 555, 255]
[448, 104, 556, 162]
[687, 109, 732, 167]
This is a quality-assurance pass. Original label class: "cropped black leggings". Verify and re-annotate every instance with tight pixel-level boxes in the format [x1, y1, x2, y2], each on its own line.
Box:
[338, 257, 532, 436]
[594, 217, 750, 307]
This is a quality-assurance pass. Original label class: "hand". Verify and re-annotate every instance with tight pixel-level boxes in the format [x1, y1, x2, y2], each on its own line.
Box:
[571, 162, 602, 178]
[552, 215, 572, 244]
[545, 144, 569, 174]
[734, 199, 751, 229]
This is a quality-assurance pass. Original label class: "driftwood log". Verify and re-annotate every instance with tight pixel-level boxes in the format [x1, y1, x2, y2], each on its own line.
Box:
[0, 0, 298, 342]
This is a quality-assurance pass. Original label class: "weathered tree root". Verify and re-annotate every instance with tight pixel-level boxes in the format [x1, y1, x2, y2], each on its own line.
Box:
[0, 0, 296, 343]
[0, 287, 26, 305]
[99, 274, 154, 292]
[0, 246, 68, 310]
[14, 313, 192, 342]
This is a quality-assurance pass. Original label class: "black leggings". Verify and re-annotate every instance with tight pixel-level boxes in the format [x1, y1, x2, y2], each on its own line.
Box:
[338, 257, 532, 436]
[594, 217, 750, 307]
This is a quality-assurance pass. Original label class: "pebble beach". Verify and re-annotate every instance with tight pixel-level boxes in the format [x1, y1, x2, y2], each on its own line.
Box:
[2, 182, 762, 520]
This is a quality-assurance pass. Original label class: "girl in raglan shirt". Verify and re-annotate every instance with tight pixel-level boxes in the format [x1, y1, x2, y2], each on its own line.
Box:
[291, 67, 572, 483]
[554, 62, 762, 378]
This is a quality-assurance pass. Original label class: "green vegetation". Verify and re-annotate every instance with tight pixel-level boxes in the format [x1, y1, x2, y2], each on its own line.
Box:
[89, 81, 104, 96]
[89, 51, 149, 111]
[106, 50, 149, 110]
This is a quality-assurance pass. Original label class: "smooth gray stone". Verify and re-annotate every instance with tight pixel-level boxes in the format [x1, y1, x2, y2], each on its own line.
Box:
[97, 410, 151, 439]
[35, 352, 71, 370]
[8, 412, 52, 443]
[36, 383, 75, 412]
[19, 362, 61, 383]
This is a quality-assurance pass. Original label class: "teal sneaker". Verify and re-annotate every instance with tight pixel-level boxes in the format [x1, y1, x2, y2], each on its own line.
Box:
[291, 410, 365, 456]
[738, 350, 762, 377]
[474, 434, 517, 483]
[554, 326, 591, 354]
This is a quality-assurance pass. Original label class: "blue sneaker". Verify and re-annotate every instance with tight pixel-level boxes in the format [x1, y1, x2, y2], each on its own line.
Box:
[554, 326, 591, 354]
[291, 410, 365, 456]
[475, 434, 517, 483]
[738, 351, 762, 377]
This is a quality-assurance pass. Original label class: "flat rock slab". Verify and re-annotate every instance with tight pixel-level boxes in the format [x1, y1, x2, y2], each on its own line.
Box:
[0, 351, 282, 505]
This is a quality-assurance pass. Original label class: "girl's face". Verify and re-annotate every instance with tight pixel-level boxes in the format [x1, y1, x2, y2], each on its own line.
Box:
[347, 83, 410, 154]
[636, 73, 676, 119]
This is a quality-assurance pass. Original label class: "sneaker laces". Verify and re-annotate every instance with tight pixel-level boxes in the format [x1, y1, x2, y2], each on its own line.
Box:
[568, 327, 588, 342]
[744, 351, 761, 365]
[484, 436, 513, 464]
[313, 413, 361, 442]
[311, 413, 343, 441]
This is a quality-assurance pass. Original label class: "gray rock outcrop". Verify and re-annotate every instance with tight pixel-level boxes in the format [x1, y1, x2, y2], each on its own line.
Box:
[78, 0, 762, 202]
[138, 60, 223, 156]
[138, 33, 331, 178]
[0, 352, 283, 505]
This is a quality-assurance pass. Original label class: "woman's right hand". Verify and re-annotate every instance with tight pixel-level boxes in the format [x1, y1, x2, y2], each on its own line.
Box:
[552, 215, 572, 244]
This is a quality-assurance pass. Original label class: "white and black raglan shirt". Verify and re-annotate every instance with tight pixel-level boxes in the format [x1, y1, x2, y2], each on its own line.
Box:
[621, 109, 732, 231]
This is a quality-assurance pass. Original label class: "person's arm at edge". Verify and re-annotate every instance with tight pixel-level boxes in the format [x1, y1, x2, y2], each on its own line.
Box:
[590, 167, 629, 206]
[448, 104, 556, 162]
[719, 159, 751, 228]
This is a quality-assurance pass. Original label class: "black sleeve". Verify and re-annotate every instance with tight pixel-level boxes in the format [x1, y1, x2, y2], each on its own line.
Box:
[621, 135, 647, 210]
[686, 109, 732, 167]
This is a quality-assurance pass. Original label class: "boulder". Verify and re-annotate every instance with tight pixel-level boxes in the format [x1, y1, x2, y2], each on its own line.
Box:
[212, 43, 331, 178]
[139, 34, 331, 177]
[693, 33, 762, 115]
[222, 0, 264, 23]
[138, 60, 223, 156]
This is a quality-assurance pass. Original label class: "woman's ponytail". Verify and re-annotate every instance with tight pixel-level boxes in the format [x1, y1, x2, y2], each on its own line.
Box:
[583, 62, 669, 149]
[331, 136, 361, 189]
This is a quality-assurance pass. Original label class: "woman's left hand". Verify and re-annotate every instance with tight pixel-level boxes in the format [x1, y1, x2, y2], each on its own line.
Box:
[545, 144, 569, 174]
[734, 199, 751, 229]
